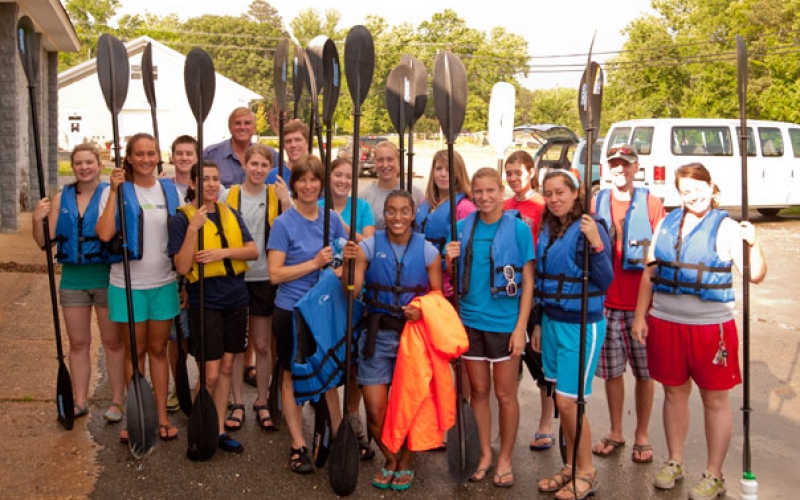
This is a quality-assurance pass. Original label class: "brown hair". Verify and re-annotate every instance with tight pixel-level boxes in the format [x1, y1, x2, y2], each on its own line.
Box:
[504, 150, 538, 190]
[171, 134, 196, 154]
[185, 161, 219, 203]
[471, 167, 504, 189]
[674, 162, 720, 209]
[284, 118, 310, 142]
[289, 155, 324, 199]
[244, 143, 273, 166]
[539, 170, 585, 239]
[71, 143, 101, 165]
[425, 150, 472, 208]
[330, 156, 352, 172]
[123, 133, 159, 182]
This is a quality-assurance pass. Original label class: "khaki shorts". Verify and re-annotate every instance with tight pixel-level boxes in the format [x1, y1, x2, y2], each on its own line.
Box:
[59, 287, 109, 308]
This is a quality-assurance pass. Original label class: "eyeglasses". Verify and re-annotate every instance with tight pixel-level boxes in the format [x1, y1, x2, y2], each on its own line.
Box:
[607, 146, 634, 157]
[503, 265, 518, 297]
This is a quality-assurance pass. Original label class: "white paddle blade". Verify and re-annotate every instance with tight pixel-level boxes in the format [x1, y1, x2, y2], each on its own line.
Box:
[488, 82, 516, 159]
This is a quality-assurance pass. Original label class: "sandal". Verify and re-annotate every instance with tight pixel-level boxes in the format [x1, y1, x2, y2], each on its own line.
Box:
[159, 424, 178, 441]
[539, 468, 572, 492]
[224, 404, 245, 431]
[103, 402, 123, 423]
[391, 470, 414, 491]
[253, 403, 277, 432]
[289, 446, 313, 474]
[372, 467, 395, 490]
[592, 437, 625, 456]
[493, 468, 515, 488]
[74, 404, 89, 418]
[554, 471, 598, 500]
[530, 432, 555, 451]
[244, 366, 257, 387]
[469, 464, 494, 483]
[632, 443, 654, 463]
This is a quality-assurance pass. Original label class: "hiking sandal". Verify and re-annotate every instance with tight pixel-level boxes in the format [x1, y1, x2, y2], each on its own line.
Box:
[224, 404, 245, 431]
[253, 403, 277, 431]
[554, 471, 598, 500]
[289, 446, 313, 474]
[539, 468, 572, 492]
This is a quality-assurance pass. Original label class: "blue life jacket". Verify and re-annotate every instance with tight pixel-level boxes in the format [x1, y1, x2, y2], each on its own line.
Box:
[536, 220, 606, 313]
[651, 208, 733, 302]
[364, 231, 429, 318]
[107, 178, 180, 263]
[458, 211, 523, 298]
[595, 188, 653, 271]
[292, 268, 365, 404]
[54, 182, 109, 265]
[416, 193, 466, 255]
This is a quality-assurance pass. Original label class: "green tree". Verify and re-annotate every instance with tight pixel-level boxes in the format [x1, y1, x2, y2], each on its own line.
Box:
[60, 0, 120, 69]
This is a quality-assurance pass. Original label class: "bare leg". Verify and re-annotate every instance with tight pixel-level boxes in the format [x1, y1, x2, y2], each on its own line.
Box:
[465, 359, 493, 474]
[362, 384, 395, 469]
[215, 353, 236, 435]
[633, 377, 655, 459]
[145, 319, 171, 427]
[663, 381, 692, 464]
[282, 369, 306, 449]
[95, 306, 125, 405]
[594, 375, 625, 453]
[556, 393, 594, 474]
[228, 353, 245, 424]
[493, 356, 521, 481]
[534, 385, 555, 445]
[698, 388, 732, 478]
[251, 315, 272, 408]
[62, 306, 94, 409]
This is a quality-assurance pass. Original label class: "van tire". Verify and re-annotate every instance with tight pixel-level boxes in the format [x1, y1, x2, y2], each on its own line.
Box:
[757, 208, 781, 216]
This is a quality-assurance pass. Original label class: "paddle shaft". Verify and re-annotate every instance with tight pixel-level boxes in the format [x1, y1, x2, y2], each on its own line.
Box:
[406, 122, 415, 194]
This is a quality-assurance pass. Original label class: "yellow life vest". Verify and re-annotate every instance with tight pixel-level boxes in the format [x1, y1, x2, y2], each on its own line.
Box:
[225, 184, 280, 227]
[177, 202, 248, 283]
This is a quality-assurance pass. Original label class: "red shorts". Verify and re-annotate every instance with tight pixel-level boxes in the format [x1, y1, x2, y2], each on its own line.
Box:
[646, 316, 742, 390]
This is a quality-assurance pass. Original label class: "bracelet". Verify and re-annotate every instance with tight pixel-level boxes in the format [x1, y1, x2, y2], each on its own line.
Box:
[590, 243, 604, 253]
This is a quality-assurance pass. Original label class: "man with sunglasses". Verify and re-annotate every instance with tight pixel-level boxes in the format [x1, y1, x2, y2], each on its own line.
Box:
[591, 143, 665, 464]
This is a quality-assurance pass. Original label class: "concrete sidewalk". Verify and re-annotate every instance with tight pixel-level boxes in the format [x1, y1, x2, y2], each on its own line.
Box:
[0, 214, 97, 499]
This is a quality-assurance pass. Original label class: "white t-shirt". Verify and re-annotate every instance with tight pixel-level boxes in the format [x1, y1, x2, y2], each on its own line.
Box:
[99, 183, 177, 290]
[219, 187, 268, 281]
[359, 182, 424, 230]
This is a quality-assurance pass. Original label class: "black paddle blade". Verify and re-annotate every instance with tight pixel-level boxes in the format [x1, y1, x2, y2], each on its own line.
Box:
[126, 374, 158, 459]
[307, 36, 326, 95]
[274, 38, 289, 112]
[292, 44, 307, 116]
[16, 16, 40, 85]
[400, 54, 427, 122]
[578, 61, 603, 133]
[328, 420, 360, 496]
[433, 51, 468, 144]
[267, 362, 283, 426]
[175, 338, 192, 417]
[321, 38, 341, 127]
[386, 64, 414, 135]
[56, 361, 75, 431]
[302, 49, 319, 119]
[446, 398, 481, 482]
[312, 398, 332, 468]
[96, 34, 129, 115]
[187, 388, 218, 461]
[344, 25, 375, 107]
[141, 42, 157, 108]
[184, 48, 216, 124]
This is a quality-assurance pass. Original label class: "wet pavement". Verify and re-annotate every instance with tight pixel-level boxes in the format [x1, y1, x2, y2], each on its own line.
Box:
[2, 212, 799, 499]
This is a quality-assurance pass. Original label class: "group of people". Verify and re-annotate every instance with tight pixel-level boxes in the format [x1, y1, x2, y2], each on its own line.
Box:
[33, 102, 767, 499]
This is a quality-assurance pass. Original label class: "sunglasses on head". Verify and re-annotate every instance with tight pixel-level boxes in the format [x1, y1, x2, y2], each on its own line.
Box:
[607, 146, 634, 157]
[503, 265, 518, 297]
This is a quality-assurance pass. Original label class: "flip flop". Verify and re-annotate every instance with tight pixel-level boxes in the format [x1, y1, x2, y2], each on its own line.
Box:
[391, 470, 414, 491]
[469, 464, 494, 483]
[372, 468, 395, 490]
[493, 469, 515, 488]
[592, 437, 626, 456]
[632, 443, 654, 463]
[74, 405, 89, 418]
[530, 432, 555, 451]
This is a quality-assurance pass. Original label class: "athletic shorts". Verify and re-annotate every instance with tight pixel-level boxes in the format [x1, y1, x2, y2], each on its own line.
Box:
[646, 316, 741, 391]
[169, 309, 190, 342]
[463, 326, 511, 363]
[247, 280, 277, 317]
[59, 287, 108, 308]
[188, 305, 248, 361]
[108, 281, 179, 323]
[357, 327, 400, 386]
[273, 307, 294, 371]
[596, 308, 651, 380]
[541, 313, 606, 399]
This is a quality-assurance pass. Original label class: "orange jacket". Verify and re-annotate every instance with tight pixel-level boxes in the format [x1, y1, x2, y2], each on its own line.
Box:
[381, 291, 469, 453]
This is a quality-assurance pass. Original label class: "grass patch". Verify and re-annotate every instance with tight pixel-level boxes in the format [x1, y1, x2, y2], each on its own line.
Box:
[781, 206, 800, 215]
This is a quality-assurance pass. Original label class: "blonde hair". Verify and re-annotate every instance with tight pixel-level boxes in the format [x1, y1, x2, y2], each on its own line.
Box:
[471, 167, 503, 190]
[425, 149, 471, 208]
[244, 143, 273, 166]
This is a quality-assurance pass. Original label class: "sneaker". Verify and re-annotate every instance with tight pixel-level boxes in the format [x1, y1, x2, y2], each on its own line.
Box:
[689, 471, 726, 500]
[166, 391, 180, 413]
[653, 460, 684, 489]
[218, 433, 244, 453]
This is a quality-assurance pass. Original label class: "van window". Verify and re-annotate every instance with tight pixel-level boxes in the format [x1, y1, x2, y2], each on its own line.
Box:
[606, 128, 630, 151]
[759, 127, 784, 157]
[789, 129, 800, 158]
[735, 127, 757, 156]
[671, 127, 733, 156]
[631, 127, 653, 155]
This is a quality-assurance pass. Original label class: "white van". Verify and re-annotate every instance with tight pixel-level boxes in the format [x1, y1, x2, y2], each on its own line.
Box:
[600, 118, 800, 215]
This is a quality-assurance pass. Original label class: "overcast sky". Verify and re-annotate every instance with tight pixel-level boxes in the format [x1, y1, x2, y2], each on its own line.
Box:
[114, 0, 657, 90]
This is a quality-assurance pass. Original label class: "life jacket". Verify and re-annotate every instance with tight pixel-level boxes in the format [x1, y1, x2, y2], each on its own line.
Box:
[595, 188, 653, 271]
[457, 211, 523, 298]
[54, 182, 109, 265]
[416, 193, 466, 255]
[651, 208, 733, 302]
[364, 231, 429, 318]
[291, 267, 365, 404]
[536, 219, 605, 313]
[107, 178, 180, 263]
[176, 202, 249, 283]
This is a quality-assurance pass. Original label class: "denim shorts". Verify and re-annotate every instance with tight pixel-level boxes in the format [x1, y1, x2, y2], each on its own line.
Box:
[357, 327, 400, 386]
[59, 287, 108, 308]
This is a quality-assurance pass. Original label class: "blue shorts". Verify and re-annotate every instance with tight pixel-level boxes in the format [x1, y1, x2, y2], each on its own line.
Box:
[357, 327, 400, 386]
[541, 313, 606, 399]
[169, 309, 190, 341]
[108, 281, 180, 323]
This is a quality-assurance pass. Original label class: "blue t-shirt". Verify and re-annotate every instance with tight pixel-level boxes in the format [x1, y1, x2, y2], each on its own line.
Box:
[265, 165, 291, 185]
[267, 206, 347, 310]
[318, 197, 376, 236]
[457, 217, 534, 333]
[167, 208, 254, 310]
